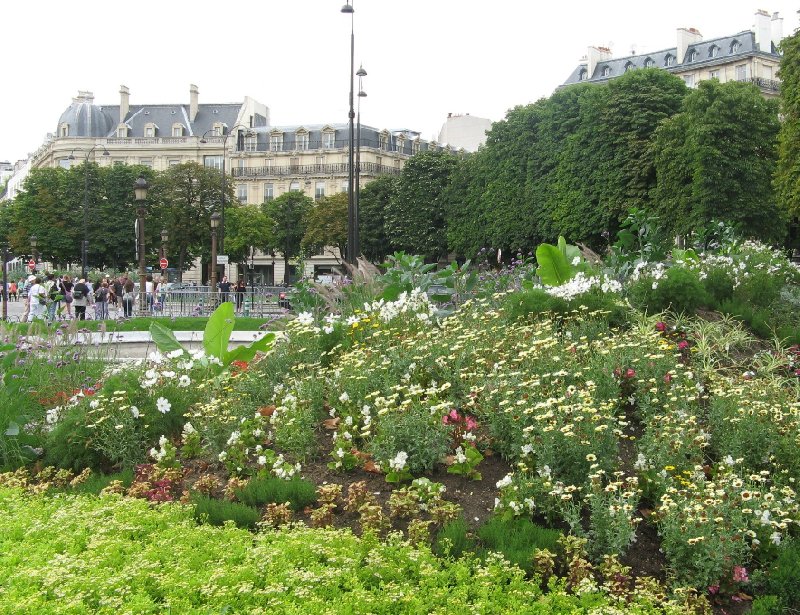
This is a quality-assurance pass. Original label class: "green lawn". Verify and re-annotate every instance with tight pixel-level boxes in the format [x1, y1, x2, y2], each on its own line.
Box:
[4, 316, 284, 335]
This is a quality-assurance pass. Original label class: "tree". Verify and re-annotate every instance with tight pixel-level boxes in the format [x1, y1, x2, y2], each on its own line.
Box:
[775, 29, 800, 232]
[385, 150, 460, 261]
[151, 162, 230, 281]
[225, 204, 273, 266]
[359, 175, 397, 263]
[652, 79, 782, 241]
[301, 192, 347, 260]
[263, 190, 313, 279]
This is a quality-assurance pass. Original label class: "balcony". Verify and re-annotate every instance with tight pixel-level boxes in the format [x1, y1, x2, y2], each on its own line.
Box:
[738, 77, 780, 93]
[231, 161, 401, 179]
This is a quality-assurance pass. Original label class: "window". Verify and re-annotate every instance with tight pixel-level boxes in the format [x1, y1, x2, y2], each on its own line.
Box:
[213, 122, 226, 136]
[683, 74, 696, 88]
[578, 68, 588, 80]
[315, 155, 326, 166]
[341, 180, 349, 193]
[624, 61, 634, 73]
[601, 65, 611, 77]
[730, 40, 741, 54]
[296, 131, 309, 151]
[375, 156, 382, 168]
[204, 155, 223, 170]
[116, 124, 129, 138]
[270, 133, 283, 152]
[396, 137, 406, 153]
[168, 159, 181, 166]
[735, 64, 747, 80]
[709, 70, 719, 80]
[289, 181, 301, 192]
[709, 45, 720, 58]
[59, 123, 69, 138]
[763, 65, 773, 80]
[322, 131, 335, 148]
[264, 183, 274, 202]
[59, 158, 71, 169]
[665, 54, 674, 67]
[687, 49, 698, 62]
[412, 140, 420, 155]
[144, 123, 158, 138]
[172, 124, 183, 137]
[237, 184, 248, 204]
[644, 57, 655, 68]
[289, 157, 300, 171]
[315, 181, 325, 201]
[379, 133, 388, 150]
[245, 134, 257, 152]
[139, 158, 153, 168]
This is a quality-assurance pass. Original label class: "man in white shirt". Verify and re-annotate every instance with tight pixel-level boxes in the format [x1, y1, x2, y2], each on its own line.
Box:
[27, 276, 47, 322]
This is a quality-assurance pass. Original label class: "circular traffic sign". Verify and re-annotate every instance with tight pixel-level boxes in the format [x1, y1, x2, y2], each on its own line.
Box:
[159, 257, 169, 270]
[28, 259, 35, 270]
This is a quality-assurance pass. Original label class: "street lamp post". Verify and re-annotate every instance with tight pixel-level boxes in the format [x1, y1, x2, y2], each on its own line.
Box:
[199, 125, 252, 255]
[356, 64, 367, 257]
[160, 229, 169, 282]
[210, 213, 221, 306]
[30, 235, 38, 269]
[342, 0, 359, 265]
[1, 242, 8, 322]
[69, 146, 110, 279]
[133, 174, 149, 317]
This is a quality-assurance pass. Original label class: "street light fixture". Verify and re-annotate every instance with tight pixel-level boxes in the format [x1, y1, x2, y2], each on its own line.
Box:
[69, 146, 111, 279]
[210, 212, 221, 305]
[199, 124, 253, 255]
[342, 0, 359, 265]
[133, 174, 149, 316]
[30, 235, 38, 268]
[356, 64, 367, 256]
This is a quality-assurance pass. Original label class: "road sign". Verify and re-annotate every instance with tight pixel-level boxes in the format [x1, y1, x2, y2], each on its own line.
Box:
[159, 257, 169, 270]
[216, 254, 229, 265]
[28, 259, 35, 270]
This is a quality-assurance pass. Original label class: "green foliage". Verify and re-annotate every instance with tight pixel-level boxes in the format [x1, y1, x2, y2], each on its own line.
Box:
[263, 190, 313, 275]
[703, 268, 735, 305]
[43, 405, 110, 471]
[749, 595, 782, 615]
[377, 252, 438, 300]
[535, 240, 574, 286]
[359, 175, 398, 263]
[224, 204, 273, 265]
[433, 518, 475, 558]
[192, 494, 261, 529]
[775, 29, 800, 221]
[502, 288, 569, 323]
[764, 539, 800, 610]
[627, 267, 709, 314]
[733, 270, 781, 309]
[301, 191, 347, 258]
[369, 405, 450, 475]
[477, 516, 563, 573]
[233, 475, 317, 510]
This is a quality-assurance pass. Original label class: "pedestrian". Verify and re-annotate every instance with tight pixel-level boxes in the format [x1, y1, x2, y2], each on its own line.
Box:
[9, 281, 17, 301]
[72, 278, 90, 321]
[122, 278, 135, 317]
[219, 275, 232, 304]
[27, 276, 47, 322]
[43, 273, 61, 321]
[145, 274, 155, 313]
[235, 279, 246, 312]
[94, 281, 109, 320]
[61, 275, 74, 319]
[113, 276, 124, 312]
[21, 275, 34, 322]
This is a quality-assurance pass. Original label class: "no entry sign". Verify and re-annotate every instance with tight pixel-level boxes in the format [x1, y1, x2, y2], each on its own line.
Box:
[159, 258, 169, 270]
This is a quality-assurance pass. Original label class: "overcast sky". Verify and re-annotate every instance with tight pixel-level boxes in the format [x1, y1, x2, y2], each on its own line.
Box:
[2, 1, 797, 163]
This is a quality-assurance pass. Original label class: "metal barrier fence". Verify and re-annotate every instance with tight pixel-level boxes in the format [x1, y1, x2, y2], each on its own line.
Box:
[151, 286, 291, 318]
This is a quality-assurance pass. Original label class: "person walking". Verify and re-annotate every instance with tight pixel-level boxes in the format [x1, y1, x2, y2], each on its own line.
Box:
[9, 280, 17, 301]
[61, 275, 74, 319]
[21, 275, 34, 322]
[94, 281, 109, 320]
[27, 276, 47, 322]
[219, 275, 232, 304]
[72, 279, 91, 321]
[235, 278, 246, 313]
[43, 273, 61, 321]
[122, 278, 135, 318]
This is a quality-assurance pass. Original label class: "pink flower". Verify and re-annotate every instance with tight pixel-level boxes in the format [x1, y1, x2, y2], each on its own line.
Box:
[655, 322, 667, 332]
[733, 566, 749, 583]
[707, 585, 719, 595]
[625, 368, 636, 379]
[466, 417, 478, 431]
[664, 373, 672, 384]
[678, 340, 689, 351]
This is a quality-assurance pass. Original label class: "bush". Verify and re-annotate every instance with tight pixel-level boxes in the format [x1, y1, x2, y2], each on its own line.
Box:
[43, 406, 110, 472]
[233, 475, 317, 510]
[433, 518, 475, 558]
[502, 289, 569, 322]
[704, 267, 734, 306]
[628, 266, 709, 315]
[477, 516, 563, 573]
[191, 494, 260, 529]
[750, 595, 782, 615]
[369, 404, 450, 475]
[764, 539, 800, 609]
[734, 270, 781, 308]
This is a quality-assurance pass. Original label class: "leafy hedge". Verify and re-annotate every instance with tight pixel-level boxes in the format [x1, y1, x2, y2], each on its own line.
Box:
[0, 488, 682, 613]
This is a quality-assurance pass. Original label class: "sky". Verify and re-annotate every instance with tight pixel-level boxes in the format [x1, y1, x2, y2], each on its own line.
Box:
[1, 1, 798, 163]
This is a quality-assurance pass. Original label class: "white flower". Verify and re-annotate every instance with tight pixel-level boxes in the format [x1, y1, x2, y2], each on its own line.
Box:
[571, 256, 581, 266]
[144, 369, 157, 380]
[89, 400, 100, 409]
[496, 474, 513, 489]
[257, 455, 267, 466]
[652, 282, 658, 290]
[182, 422, 195, 435]
[178, 375, 191, 388]
[323, 325, 334, 334]
[167, 348, 185, 359]
[454, 447, 467, 464]
[156, 397, 171, 414]
[227, 430, 241, 446]
[218, 451, 227, 462]
[161, 370, 176, 379]
[339, 391, 350, 403]
[130, 406, 140, 419]
[520, 443, 533, 456]
[158, 435, 168, 447]
[147, 351, 164, 365]
[389, 451, 409, 471]
[297, 311, 314, 326]
[770, 531, 782, 546]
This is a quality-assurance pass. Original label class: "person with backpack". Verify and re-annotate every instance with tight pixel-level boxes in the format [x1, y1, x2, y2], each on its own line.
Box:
[9, 281, 18, 302]
[27, 276, 47, 322]
[72, 278, 91, 321]
[21, 276, 33, 321]
[61, 275, 74, 319]
[44, 273, 61, 321]
[122, 278, 135, 318]
[94, 281, 109, 320]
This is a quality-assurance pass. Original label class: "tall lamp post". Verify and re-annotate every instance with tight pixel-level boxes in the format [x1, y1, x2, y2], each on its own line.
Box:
[355, 64, 367, 251]
[342, 0, 359, 265]
[210, 212, 221, 305]
[30, 235, 38, 270]
[69, 146, 110, 279]
[1, 242, 8, 322]
[160, 229, 169, 282]
[133, 174, 149, 317]
[199, 125, 253, 255]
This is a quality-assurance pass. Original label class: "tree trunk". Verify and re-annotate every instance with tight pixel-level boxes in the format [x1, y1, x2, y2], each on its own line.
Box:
[178, 247, 186, 283]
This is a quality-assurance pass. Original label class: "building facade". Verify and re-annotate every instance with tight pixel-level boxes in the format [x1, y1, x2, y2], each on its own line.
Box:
[562, 10, 784, 97]
[437, 113, 493, 153]
[25, 85, 443, 282]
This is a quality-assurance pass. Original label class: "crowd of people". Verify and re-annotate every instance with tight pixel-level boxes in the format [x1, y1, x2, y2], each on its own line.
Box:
[3, 272, 165, 322]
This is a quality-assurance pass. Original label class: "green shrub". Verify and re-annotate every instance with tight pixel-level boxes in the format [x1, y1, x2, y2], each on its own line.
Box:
[750, 595, 782, 615]
[704, 268, 734, 306]
[764, 539, 800, 608]
[734, 270, 781, 308]
[433, 518, 475, 558]
[718, 300, 774, 339]
[628, 267, 709, 315]
[566, 290, 628, 329]
[369, 404, 450, 475]
[233, 475, 317, 510]
[43, 406, 110, 472]
[502, 289, 568, 322]
[477, 516, 563, 573]
[191, 494, 260, 529]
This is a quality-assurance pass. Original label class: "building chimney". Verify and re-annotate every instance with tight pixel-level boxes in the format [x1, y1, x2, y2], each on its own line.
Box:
[119, 85, 130, 123]
[754, 9, 772, 52]
[587, 45, 613, 78]
[74, 91, 95, 104]
[771, 12, 784, 52]
[676, 27, 703, 64]
[190, 84, 199, 123]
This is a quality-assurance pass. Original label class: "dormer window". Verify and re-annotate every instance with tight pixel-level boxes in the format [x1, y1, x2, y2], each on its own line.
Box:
[644, 57, 655, 68]
[709, 45, 720, 58]
[396, 136, 406, 153]
[322, 129, 336, 149]
[379, 131, 389, 151]
[172, 123, 184, 137]
[269, 131, 283, 152]
[213, 122, 226, 137]
[295, 129, 309, 151]
[245, 132, 257, 152]
[59, 123, 69, 138]
[665, 54, 675, 67]
[412, 139, 421, 155]
[144, 122, 158, 138]
[601, 65, 611, 77]
[730, 40, 741, 54]
[624, 61, 635, 72]
[578, 68, 588, 81]
[687, 48, 698, 62]
[116, 124, 129, 138]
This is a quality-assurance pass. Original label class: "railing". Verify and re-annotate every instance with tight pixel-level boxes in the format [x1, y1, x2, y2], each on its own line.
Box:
[738, 77, 780, 92]
[152, 286, 292, 318]
[232, 161, 402, 179]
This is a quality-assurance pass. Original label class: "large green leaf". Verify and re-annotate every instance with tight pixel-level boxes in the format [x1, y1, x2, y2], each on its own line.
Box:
[149, 322, 185, 354]
[224, 332, 276, 366]
[536, 243, 573, 286]
[204, 302, 236, 360]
